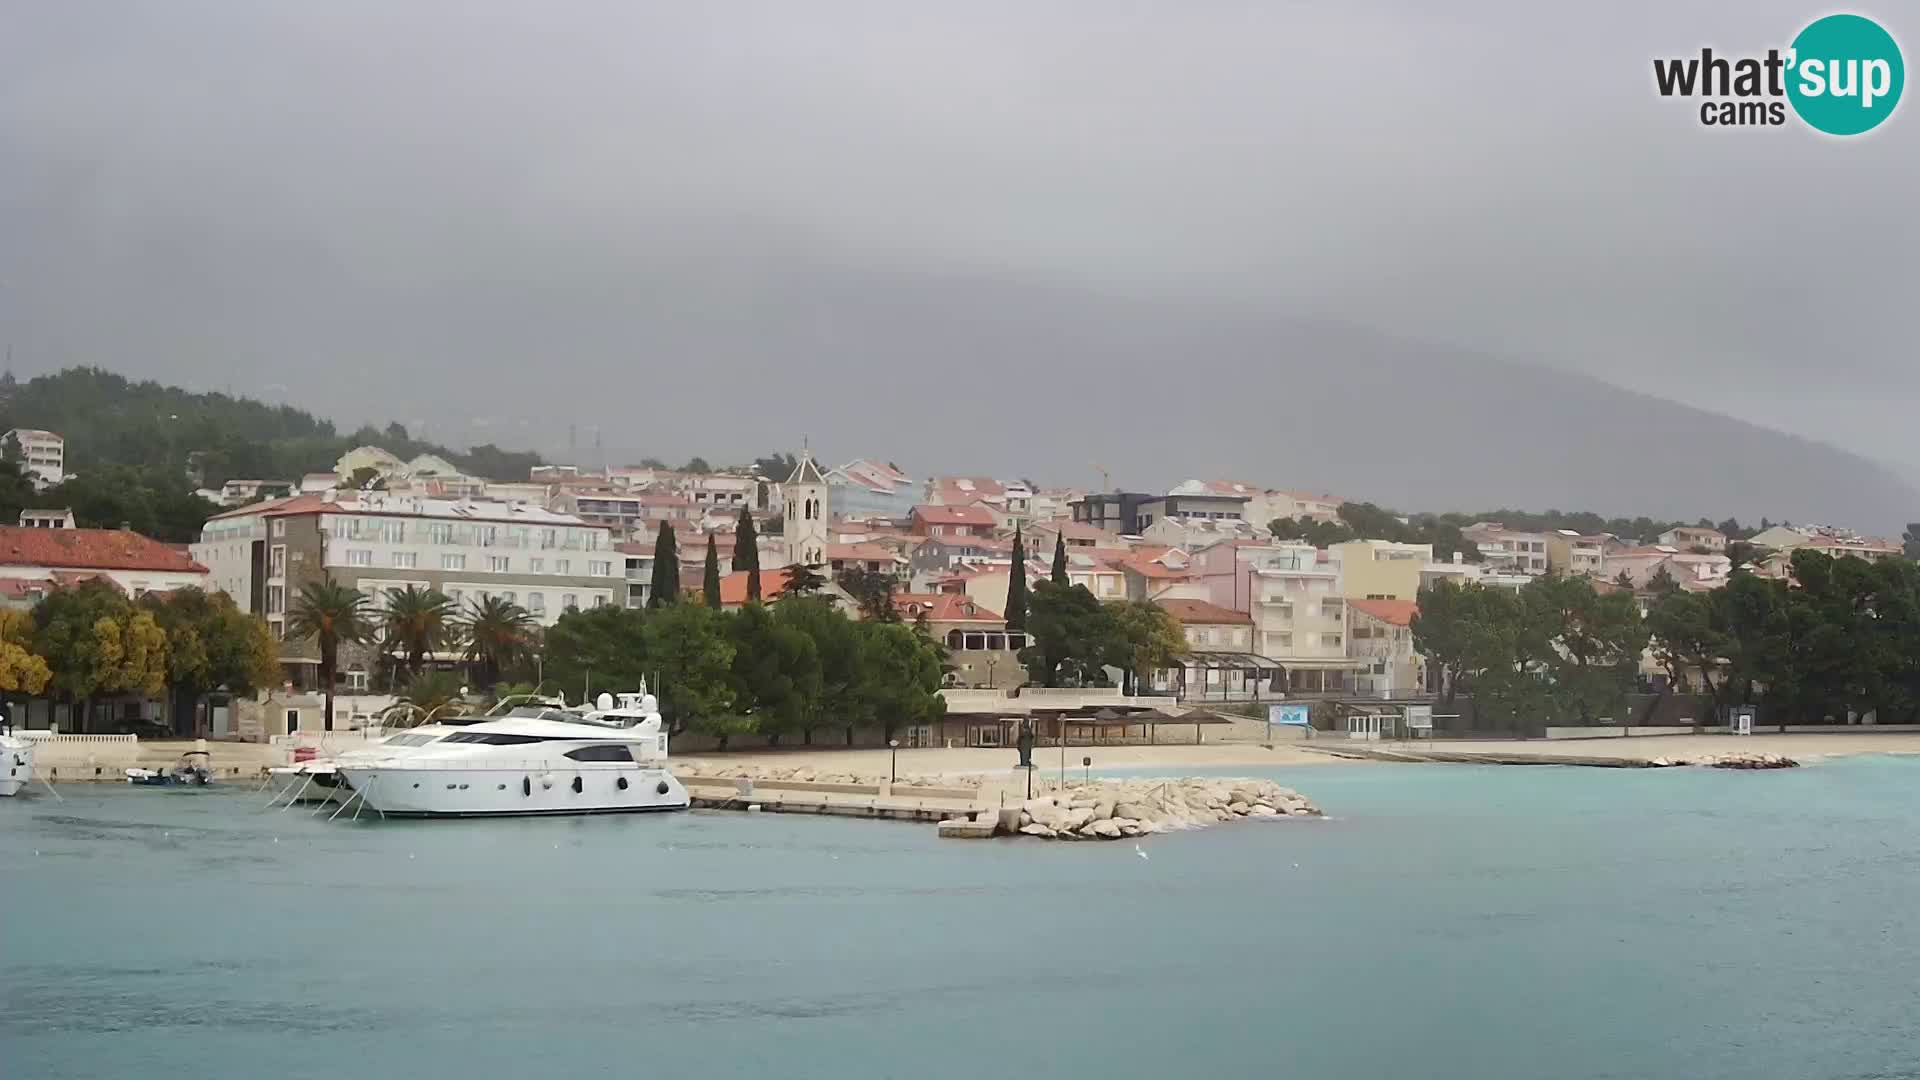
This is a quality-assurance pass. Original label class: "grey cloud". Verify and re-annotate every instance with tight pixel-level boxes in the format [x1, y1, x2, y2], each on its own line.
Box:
[1, 1, 1914, 518]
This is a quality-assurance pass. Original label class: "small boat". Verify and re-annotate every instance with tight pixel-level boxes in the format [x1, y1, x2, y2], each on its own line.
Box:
[335, 691, 688, 818]
[1, 727, 33, 798]
[127, 751, 213, 786]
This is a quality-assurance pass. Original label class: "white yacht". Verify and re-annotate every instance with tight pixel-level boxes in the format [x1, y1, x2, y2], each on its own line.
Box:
[267, 726, 461, 804]
[1, 729, 33, 797]
[334, 692, 688, 818]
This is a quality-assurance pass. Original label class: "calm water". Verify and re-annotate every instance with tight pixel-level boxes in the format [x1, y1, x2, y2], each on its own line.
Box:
[4, 758, 1919, 1080]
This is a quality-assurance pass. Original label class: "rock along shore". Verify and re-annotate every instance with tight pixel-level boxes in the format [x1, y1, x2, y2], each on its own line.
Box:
[990, 776, 1321, 841]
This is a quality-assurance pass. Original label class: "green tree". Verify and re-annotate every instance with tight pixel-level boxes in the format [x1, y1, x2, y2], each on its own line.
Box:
[1525, 574, 1647, 725]
[1645, 588, 1731, 705]
[1019, 579, 1112, 687]
[682, 457, 712, 473]
[777, 562, 827, 599]
[837, 565, 899, 621]
[1051, 533, 1069, 584]
[540, 603, 650, 703]
[850, 621, 947, 742]
[702, 535, 722, 608]
[141, 587, 278, 735]
[397, 670, 469, 719]
[735, 507, 761, 602]
[774, 597, 860, 744]
[644, 602, 736, 738]
[648, 522, 680, 608]
[1106, 600, 1189, 696]
[284, 578, 372, 735]
[378, 585, 455, 684]
[455, 595, 535, 690]
[727, 603, 821, 747]
[1005, 523, 1029, 630]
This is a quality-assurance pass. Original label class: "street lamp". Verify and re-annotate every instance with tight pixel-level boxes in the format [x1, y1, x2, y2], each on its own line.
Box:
[888, 738, 899, 783]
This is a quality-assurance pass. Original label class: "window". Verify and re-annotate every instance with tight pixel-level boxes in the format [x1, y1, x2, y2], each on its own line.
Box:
[529, 557, 544, 573]
[562, 593, 577, 610]
[1267, 632, 1292, 650]
[272, 520, 286, 538]
[382, 520, 406, 543]
[1324, 633, 1344, 648]
[528, 593, 546, 615]
[427, 523, 455, 544]
[564, 744, 635, 762]
[555, 559, 571, 575]
[272, 619, 285, 640]
[444, 732, 551, 745]
[347, 549, 372, 567]
[441, 554, 466, 570]
[589, 560, 611, 576]
[285, 709, 299, 732]
[266, 585, 284, 614]
[488, 555, 510, 573]
[269, 546, 286, 577]
[346, 669, 369, 691]
[392, 551, 417, 569]
[448, 589, 464, 604]
[592, 594, 608, 608]
[501, 591, 516, 604]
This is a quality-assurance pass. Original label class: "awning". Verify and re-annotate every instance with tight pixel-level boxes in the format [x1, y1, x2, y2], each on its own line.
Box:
[1181, 652, 1282, 669]
[1272, 657, 1370, 670]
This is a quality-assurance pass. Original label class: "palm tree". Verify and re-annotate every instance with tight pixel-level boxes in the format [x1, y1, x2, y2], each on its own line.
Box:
[284, 578, 373, 733]
[380, 585, 455, 683]
[397, 669, 468, 720]
[455, 595, 535, 691]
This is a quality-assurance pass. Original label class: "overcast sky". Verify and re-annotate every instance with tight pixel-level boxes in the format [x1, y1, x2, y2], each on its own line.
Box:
[2, 2, 1915, 487]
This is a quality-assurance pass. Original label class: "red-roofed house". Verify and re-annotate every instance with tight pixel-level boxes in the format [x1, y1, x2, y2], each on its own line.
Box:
[1145, 597, 1281, 701]
[713, 568, 856, 612]
[826, 542, 909, 578]
[1119, 549, 1209, 603]
[1347, 598, 1425, 697]
[0, 525, 209, 597]
[892, 592, 1025, 689]
[909, 504, 998, 539]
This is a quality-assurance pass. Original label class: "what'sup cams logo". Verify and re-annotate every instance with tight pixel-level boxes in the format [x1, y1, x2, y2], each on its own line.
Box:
[1654, 13, 1903, 134]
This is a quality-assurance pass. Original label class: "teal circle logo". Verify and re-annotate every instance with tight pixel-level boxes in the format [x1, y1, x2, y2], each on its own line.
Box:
[1786, 14, 1904, 135]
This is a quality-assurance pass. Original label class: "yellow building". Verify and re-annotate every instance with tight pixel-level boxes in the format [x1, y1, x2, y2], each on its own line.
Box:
[1330, 539, 1431, 601]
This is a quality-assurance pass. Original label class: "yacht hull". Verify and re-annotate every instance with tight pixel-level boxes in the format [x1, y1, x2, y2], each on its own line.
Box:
[1, 738, 32, 797]
[336, 764, 689, 817]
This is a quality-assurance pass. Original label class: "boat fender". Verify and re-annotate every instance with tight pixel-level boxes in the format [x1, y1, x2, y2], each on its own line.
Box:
[616, 777, 629, 790]
[571, 776, 583, 794]
[522, 777, 531, 797]
[539, 772, 555, 790]
[656, 780, 671, 795]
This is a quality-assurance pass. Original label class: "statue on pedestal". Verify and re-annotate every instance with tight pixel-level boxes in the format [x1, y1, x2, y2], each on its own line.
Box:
[1015, 718, 1035, 769]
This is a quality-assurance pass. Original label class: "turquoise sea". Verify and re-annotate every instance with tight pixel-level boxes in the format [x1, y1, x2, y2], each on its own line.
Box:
[4, 758, 1919, 1080]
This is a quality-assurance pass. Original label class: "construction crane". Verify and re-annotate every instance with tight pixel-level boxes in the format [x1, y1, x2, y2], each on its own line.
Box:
[1093, 462, 1110, 492]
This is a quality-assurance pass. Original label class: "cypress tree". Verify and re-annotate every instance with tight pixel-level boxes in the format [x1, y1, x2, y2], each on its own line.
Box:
[1005, 523, 1028, 630]
[1051, 532, 1069, 585]
[736, 506, 761, 602]
[702, 534, 722, 608]
[648, 522, 679, 608]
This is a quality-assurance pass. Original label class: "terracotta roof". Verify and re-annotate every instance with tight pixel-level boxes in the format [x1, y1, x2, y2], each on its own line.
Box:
[827, 542, 906, 563]
[0, 527, 208, 574]
[1156, 598, 1252, 625]
[1348, 598, 1417, 626]
[891, 592, 1002, 623]
[912, 504, 998, 526]
[717, 568, 793, 605]
[1118, 554, 1192, 579]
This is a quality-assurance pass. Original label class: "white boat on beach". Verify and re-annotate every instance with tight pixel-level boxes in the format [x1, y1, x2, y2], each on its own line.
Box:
[335, 692, 687, 818]
[1, 730, 34, 798]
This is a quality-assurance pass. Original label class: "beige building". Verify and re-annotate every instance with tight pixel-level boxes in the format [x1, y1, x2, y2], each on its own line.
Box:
[1656, 526, 1727, 552]
[1193, 541, 1360, 692]
[1330, 539, 1431, 601]
[1545, 531, 1608, 577]
[1461, 522, 1552, 575]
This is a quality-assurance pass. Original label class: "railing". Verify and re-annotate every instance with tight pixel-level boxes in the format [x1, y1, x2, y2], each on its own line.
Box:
[12, 731, 138, 743]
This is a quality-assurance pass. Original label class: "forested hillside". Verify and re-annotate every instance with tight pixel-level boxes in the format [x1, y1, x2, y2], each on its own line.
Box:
[0, 368, 543, 541]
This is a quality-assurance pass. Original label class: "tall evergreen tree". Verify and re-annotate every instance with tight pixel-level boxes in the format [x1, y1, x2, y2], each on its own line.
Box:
[1005, 524, 1029, 630]
[702, 534, 722, 608]
[736, 506, 762, 603]
[1051, 532, 1069, 585]
[648, 522, 680, 608]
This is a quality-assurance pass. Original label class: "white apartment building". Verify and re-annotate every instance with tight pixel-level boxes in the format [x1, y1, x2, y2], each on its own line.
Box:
[4, 428, 66, 489]
[193, 491, 616, 661]
[1461, 523, 1551, 575]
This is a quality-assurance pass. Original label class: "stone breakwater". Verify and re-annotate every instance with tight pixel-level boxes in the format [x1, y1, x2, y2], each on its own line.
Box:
[1001, 777, 1321, 841]
[1652, 752, 1799, 770]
